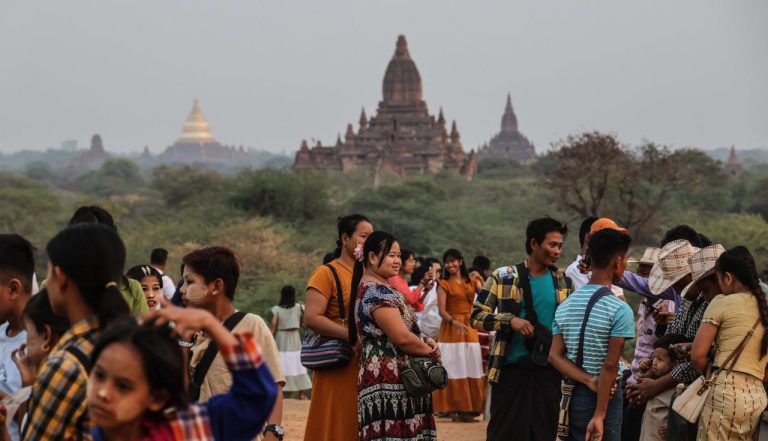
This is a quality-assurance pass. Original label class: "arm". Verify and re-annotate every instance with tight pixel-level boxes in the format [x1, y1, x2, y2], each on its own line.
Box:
[373, 307, 436, 357]
[587, 337, 625, 440]
[691, 323, 717, 374]
[304, 289, 348, 341]
[270, 313, 278, 335]
[548, 334, 596, 389]
[616, 271, 676, 301]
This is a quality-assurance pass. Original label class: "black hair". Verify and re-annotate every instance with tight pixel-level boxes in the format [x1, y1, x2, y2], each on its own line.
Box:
[47, 224, 129, 326]
[525, 217, 568, 255]
[653, 333, 690, 359]
[470, 255, 491, 274]
[697, 233, 713, 247]
[279, 285, 296, 308]
[92, 317, 187, 413]
[322, 252, 336, 265]
[348, 231, 397, 346]
[578, 217, 599, 248]
[587, 229, 632, 269]
[0, 234, 35, 292]
[715, 246, 768, 357]
[441, 249, 470, 282]
[182, 246, 240, 300]
[400, 249, 415, 265]
[69, 206, 117, 231]
[22, 289, 70, 339]
[335, 214, 371, 256]
[150, 248, 169, 266]
[661, 225, 703, 247]
[126, 265, 164, 289]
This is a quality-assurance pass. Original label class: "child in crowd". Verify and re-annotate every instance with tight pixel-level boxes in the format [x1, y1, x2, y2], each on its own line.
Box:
[88, 302, 278, 441]
[638, 333, 690, 441]
[0, 290, 70, 441]
[0, 234, 36, 441]
[126, 265, 164, 310]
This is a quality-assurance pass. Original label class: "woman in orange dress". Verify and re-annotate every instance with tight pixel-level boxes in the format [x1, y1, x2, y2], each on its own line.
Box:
[432, 249, 486, 421]
[303, 214, 373, 441]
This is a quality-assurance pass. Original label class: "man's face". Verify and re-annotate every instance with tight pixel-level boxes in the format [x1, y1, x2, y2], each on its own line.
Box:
[531, 232, 564, 267]
[611, 251, 629, 283]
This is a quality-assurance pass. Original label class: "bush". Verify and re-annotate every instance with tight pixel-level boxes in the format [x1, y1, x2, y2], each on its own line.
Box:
[231, 170, 331, 221]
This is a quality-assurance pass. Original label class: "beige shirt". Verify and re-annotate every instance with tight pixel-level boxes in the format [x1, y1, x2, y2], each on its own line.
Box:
[191, 312, 285, 440]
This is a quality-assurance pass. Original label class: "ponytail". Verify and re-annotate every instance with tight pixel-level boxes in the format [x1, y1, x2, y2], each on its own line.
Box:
[47, 224, 129, 326]
[716, 246, 768, 357]
[347, 231, 397, 346]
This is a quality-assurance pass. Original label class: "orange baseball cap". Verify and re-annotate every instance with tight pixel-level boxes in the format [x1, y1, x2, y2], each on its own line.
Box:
[590, 218, 629, 235]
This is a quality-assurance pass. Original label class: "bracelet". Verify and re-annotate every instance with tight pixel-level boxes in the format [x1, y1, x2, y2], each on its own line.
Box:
[177, 338, 194, 348]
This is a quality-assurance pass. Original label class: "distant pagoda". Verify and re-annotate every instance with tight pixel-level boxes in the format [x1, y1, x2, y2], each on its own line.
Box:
[161, 99, 247, 164]
[75, 134, 110, 170]
[477, 94, 536, 164]
[723, 145, 743, 175]
[294, 35, 476, 180]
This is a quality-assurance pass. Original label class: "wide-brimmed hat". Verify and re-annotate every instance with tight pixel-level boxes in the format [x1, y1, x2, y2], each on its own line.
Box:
[679, 244, 726, 297]
[629, 247, 661, 265]
[649, 240, 700, 295]
[590, 218, 629, 235]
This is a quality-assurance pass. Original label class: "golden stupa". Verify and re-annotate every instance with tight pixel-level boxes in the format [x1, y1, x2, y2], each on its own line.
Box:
[176, 99, 217, 144]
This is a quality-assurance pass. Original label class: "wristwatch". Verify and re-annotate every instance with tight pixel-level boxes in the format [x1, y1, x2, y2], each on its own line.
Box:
[263, 423, 285, 440]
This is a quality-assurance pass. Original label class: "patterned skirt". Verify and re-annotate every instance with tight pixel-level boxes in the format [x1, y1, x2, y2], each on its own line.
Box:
[358, 351, 437, 440]
[697, 370, 767, 441]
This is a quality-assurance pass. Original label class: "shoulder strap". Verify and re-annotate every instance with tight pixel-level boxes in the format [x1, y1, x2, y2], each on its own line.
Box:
[66, 346, 91, 372]
[575, 287, 614, 368]
[190, 311, 247, 401]
[325, 263, 346, 321]
[713, 317, 761, 378]
[515, 263, 540, 328]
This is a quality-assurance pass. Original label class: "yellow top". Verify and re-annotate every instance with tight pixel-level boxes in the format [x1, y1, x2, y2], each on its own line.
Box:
[703, 292, 768, 379]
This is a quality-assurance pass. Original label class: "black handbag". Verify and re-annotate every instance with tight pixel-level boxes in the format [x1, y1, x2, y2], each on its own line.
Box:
[516, 263, 554, 367]
[400, 356, 448, 397]
[300, 264, 353, 370]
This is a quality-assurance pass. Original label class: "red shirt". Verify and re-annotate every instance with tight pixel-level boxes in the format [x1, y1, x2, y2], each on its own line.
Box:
[388, 275, 425, 312]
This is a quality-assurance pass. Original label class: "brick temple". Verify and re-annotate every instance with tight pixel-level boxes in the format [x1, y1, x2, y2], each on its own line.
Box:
[477, 94, 536, 164]
[294, 35, 476, 180]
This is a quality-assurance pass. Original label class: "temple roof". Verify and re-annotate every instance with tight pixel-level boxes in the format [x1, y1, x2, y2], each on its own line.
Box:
[176, 99, 217, 144]
[382, 35, 423, 103]
[501, 93, 519, 133]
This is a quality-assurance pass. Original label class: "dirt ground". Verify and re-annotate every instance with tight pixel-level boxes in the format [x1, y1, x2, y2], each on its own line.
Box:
[283, 398, 488, 440]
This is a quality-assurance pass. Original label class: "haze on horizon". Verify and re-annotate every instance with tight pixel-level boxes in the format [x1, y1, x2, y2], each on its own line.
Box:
[1, 1, 766, 155]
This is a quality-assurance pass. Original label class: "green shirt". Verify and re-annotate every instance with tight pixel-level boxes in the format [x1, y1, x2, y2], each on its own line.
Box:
[504, 273, 558, 365]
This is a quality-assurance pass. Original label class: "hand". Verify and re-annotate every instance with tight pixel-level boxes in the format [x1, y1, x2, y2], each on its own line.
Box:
[424, 336, 441, 362]
[510, 317, 534, 337]
[0, 404, 6, 426]
[451, 320, 468, 336]
[588, 377, 617, 397]
[11, 344, 37, 387]
[578, 259, 590, 274]
[140, 297, 214, 340]
[626, 376, 659, 404]
[638, 358, 652, 373]
[586, 415, 604, 441]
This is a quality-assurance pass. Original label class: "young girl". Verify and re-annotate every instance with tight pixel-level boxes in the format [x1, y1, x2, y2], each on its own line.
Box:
[270, 285, 311, 400]
[126, 265, 164, 310]
[638, 333, 689, 441]
[22, 223, 130, 440]
[88, 300, 278, 441]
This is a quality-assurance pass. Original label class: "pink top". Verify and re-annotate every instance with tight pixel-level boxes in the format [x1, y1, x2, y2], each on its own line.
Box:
[388, 275, 425, 312]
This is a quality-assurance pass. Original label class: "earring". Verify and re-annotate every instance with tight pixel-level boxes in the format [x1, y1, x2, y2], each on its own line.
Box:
[41, 343, 50, 352]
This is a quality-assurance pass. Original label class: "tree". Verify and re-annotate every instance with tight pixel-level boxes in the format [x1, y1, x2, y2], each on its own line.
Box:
[151, 165, 228, 207]
[69, 159, 146, 196]
[231, 169, 331, 221]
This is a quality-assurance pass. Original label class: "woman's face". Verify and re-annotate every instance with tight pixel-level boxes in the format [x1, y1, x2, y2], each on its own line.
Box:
[402, 255, 416, 275]
[343, 221, 373, 256]
[87, 342, 165, 432]
[716, 270, 736, 294]
[180, 267, 213, 307]
[444, 257, 461, 276]
[139, 276, 163, 309]
[369, 241, 401, 280]
[22, 318, 51, 369]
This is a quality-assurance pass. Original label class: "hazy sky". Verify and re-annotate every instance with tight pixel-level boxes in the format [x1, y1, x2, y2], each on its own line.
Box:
[1, 1, 766, 155]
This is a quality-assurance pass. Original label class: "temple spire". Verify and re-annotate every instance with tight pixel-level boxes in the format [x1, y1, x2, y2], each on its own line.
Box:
[359, 107, 368, 129]
[177, 99, 216, 144]
[450, 120, 460, 142]
[437, 107, 446, 126]
[506, 93, 513, 112]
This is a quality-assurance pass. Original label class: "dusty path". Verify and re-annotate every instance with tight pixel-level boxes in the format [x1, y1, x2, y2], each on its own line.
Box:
[283, 398, 488, 440]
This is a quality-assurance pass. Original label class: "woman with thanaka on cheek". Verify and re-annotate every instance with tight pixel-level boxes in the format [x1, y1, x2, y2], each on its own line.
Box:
[22, 224, 130, 441]
[126, 265, 164, 310]
[349, 231, 440, 441]
[87, 303, 278, 441]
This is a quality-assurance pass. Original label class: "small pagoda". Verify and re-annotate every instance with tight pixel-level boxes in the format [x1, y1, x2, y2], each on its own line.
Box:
[723, 145, 743, 175]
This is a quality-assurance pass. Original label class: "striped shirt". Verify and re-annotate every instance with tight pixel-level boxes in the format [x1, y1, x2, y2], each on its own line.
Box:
[552, 284, 635, 376]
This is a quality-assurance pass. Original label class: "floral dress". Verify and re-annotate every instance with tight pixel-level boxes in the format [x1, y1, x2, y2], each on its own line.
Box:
[355, 281, 437, 441]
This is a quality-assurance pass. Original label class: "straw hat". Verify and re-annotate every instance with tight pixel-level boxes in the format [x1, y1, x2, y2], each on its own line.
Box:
[629, 247, 661, 265]
[648, 240, 700, 295]
[679, 244, 726, 297]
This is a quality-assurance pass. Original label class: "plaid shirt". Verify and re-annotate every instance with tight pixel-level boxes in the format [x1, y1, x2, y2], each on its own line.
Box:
[22, 317, 100, 441]
[91, 333, 277, 441]
[666, 296, 710, 385]
[470, 262, 571, 384]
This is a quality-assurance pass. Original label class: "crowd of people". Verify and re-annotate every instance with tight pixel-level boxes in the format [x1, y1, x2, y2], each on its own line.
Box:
[0, 207, 767, 441]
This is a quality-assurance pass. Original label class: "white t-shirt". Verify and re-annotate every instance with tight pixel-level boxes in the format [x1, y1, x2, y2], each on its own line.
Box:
[0, 323, 26, 441]
[415, 284, 442, 339]
[565, 255, 626, 300]
[153, 266, 176, 300]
